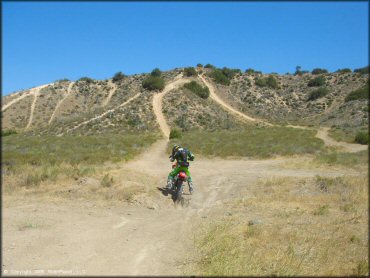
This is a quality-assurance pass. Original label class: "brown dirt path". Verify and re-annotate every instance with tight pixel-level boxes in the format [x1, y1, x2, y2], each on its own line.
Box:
[48, 82, 75, 125]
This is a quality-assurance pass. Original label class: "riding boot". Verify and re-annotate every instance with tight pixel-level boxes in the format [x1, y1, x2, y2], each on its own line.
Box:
[166, 178, 173, 190]
[188, 180, 194, 194]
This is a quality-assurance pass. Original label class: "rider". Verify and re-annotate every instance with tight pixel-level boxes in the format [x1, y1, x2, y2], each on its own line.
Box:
[166, 144, 195, 194]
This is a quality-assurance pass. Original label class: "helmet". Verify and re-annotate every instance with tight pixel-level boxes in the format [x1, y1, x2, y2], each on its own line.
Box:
[172, 144, 180, 153]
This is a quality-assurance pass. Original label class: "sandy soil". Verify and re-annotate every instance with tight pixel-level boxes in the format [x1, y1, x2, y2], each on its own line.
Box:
[102, 80, 117, 107]
[2, 75, 367, 276]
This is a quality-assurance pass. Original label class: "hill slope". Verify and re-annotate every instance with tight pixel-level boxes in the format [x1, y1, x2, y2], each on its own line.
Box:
[2, 68, 368, 136]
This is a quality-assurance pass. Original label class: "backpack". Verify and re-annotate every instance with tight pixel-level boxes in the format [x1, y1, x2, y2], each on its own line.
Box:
[178, 148, 189, 167]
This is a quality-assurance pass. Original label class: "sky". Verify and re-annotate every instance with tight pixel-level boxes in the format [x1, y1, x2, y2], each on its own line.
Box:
[2, 1, 369, 95]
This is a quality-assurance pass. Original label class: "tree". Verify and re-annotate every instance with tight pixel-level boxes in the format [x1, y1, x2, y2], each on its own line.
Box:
[151, 68, 162, 77]
[183, 67, 197, 77]
[142, 76, 165, 91]
[311, 68, 328, 75]
[112, 71, 126, 82]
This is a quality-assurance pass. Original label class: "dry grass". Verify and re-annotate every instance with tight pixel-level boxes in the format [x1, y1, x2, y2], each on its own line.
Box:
[190, 175, 368, 276]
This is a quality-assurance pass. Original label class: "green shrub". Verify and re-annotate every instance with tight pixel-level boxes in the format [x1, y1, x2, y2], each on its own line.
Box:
[78, 77, 94, 83]
[196, 63, 203, 68]
[183, 81, 210, 99]
[169, 128, 182, 139]
[183, 67, 197, 77]
[204, 64, 215, 69]
[56, 78, 70, 82]
[112, 71, 126, 82]
[150, 68, 162, 77]
[2, 129, 17, 137]
[208, 67, 241, 85]
[345, 84, 369, 102]
[311, 68, 328, 75]
[307, 87, 329, 101]
[354, 66, 369, 74]
[209, 69, 230, 85]
[142, 76, 165, 91]
[245, 68, 255, 74]
[355, 131, 369, 145]
[307, 76, 326, 87]
[335, 68, 352, 73]
[255, 76, 278, 89]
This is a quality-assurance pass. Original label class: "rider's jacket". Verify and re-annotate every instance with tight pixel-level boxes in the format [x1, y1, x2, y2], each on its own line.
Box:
[170, 148, 194, 167]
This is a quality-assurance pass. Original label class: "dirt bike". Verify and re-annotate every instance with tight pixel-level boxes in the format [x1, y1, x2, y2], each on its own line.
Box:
[170, 163, 187, 202]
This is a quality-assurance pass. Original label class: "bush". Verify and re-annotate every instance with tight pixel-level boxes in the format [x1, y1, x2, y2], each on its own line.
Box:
[142, 76, 165, 91]
[354, 66, 369, 74]
[307, 87, 329, 101]
[196, 63, 203, 68]
[169, 128, 182, 139]
[204, 64, 215, 69]
[307, 76, 326, 87]
[78, 77, 94, 83]
[183, 81, 210, 99]
[355, 131, 369, 145]
[255, 75, 278, 89]
[112, 71, 126, 82]
[2, 129, 17, 136]
[209, 69, 230, 85]
[183, 67, 197, 77]
[101, 174, 114, 187]
[335, 68, 352, 73]
[345, 84, 369, 102]
[312, 68, 328, 75]
[245, 68, 255, 74]
[151, 68, 162, 77]
[209, 67, 241, 85]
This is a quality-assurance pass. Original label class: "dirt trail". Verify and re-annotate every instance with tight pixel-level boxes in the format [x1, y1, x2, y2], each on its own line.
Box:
[199, 75, 273, 126]
[199, 75, 367, 152]
[48, 82, 75, 125]
[25, 85, 50, 130]
[64, 93, 140, 135]
[315, 127, 367, 153]
[152, 74, 190, 138]
[102, 80, 117, 107]
[2, 84, 49, 112]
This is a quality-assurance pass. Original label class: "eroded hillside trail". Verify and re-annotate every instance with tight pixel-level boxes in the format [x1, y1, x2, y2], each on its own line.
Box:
[62, 93, 141, 135]
[3, 75, 367, 276]
[25, 85, 51, 130]
[198, 74, 366, 153]
[102, 80, 117, 107]
[2, 84, 49, 112]
[48, 82, 75, 125]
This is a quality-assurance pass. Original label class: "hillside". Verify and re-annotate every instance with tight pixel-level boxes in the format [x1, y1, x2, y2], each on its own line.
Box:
[2, 67, 368, 137]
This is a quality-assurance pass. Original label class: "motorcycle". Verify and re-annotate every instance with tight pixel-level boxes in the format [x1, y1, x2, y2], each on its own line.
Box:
[170, 163, 187, 202]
